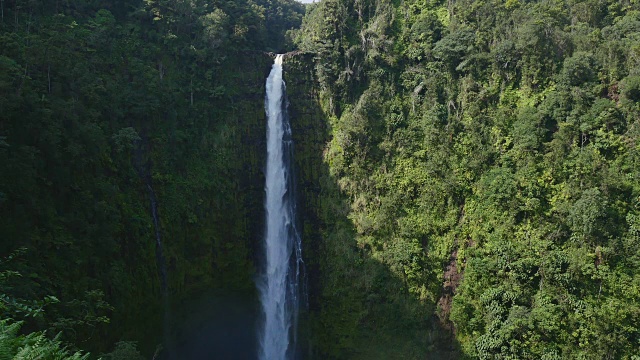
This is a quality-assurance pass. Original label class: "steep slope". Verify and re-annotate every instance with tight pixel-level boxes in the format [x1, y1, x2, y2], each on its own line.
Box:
[0, 0, 303, 355]
[294, 0, 640, 358]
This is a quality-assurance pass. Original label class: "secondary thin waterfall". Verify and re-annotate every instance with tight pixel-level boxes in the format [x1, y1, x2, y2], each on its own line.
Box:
[258, 54, 304, 360]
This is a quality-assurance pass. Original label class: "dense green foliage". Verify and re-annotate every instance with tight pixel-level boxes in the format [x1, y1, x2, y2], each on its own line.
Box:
[0, 320, 89, 360]
[295, 0, 640, 358]
[3, 0, 640, 358]
[0, 0, 304, 356]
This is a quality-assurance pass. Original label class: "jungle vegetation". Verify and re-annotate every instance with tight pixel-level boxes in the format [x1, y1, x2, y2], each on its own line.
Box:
[294, 0, 640, 358]
[1, 0, 640, 359]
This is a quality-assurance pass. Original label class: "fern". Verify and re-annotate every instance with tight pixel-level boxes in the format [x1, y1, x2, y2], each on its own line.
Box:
[0, 320, 22, 360]
[0, 321, 89, 360]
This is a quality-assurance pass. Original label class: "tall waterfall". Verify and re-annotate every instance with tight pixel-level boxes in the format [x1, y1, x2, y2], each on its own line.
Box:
[258, 54, 304, 360]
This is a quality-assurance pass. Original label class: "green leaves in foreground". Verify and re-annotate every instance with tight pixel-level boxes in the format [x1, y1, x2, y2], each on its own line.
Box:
[0, 320, 89, 360]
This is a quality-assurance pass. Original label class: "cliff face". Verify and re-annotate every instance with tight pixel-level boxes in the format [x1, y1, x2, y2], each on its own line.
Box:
[283, 53, 457, 359]
[0, 2, 306, 357]
[158, 52, 273, 298]
[0, 27, 275, 350]
[163, 52, 327, 358]
[282, 52, 330, 358]
[122, 52, 319, 357]
[158, 52, 274, 351]
[283, 52, 328, 304]
[288, 0, 640, 358]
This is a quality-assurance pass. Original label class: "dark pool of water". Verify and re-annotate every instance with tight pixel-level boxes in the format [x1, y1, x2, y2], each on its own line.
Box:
[166, 293, 258, 360]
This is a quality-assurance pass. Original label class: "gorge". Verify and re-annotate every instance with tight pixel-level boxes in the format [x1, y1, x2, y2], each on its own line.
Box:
[1, 0, 640, 359]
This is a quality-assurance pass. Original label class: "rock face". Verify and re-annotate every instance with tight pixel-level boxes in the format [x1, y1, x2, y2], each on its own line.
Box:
[131, 52, 276, 353]
[283, 52, 327, 314]
[281, 53, 332, 357]
[282, 54, 459, 359]
[156, 52, 325, 358]
[164, 51, 274, 294]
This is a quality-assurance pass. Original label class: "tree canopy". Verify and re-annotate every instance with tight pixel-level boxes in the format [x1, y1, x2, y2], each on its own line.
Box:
[295, 0, 640, 358]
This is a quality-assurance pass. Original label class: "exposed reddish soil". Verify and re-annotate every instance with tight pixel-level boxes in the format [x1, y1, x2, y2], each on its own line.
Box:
[437, 249, 463, 332]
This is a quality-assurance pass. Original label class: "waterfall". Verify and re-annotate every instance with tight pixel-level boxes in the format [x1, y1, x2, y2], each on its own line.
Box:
[258, 54, 304, 360]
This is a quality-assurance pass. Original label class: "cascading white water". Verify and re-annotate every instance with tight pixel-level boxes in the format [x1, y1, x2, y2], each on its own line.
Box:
[258, 54, 304, 360]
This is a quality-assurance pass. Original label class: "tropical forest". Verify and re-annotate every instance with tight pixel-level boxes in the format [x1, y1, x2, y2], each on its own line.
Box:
[0, 0, 639, 359]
